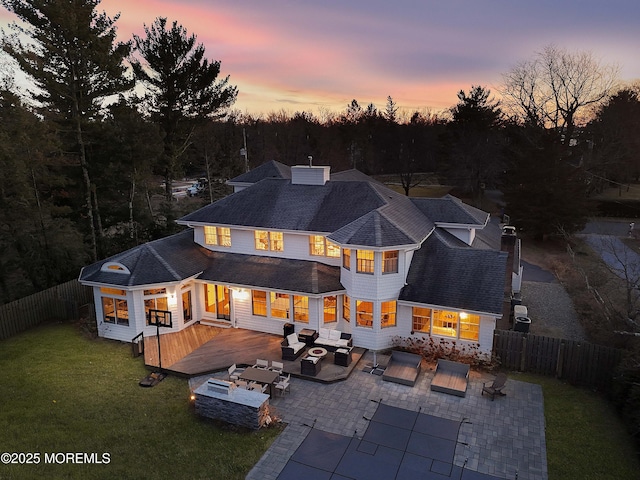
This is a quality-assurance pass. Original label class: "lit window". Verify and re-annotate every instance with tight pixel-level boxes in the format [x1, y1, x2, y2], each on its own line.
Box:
[270, 292, 290, 319]
[459, 312, 480, 341]
[204, 284, 229, 320]
[218, 227, 231, 247]
[271, 232, 284, 251]
[310, 235, 325, 256]
[343, 248, 351, 270]
[382, 250, 399, 274]
[144, 288, 168, 325]
[412, 307, 431, 333]
[101, 289, 128, 326]
[101, 262, 130, 274]
[204, 226, 218, 245]
[293, 295, 309, 323]
[432, 310, 459, 338]
[356, 250, 374, 274]
[343, 295, 351, 322]
[381, 301, 396, 327]
[255, 230, 269, 250]
[356, 300, 373, 328]
[204, 226, 231, 247]
[327, 240, 341, 258]
[252, 290, 267, 316]
[324, 295, 337, 324]
[255, 230, 284, 251]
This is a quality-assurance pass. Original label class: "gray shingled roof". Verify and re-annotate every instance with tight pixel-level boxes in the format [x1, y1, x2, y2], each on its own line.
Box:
[78, 229, 210, 287]
[180, 177, 433, 247]
[411, 195, 488, 226]
[227, 160, 291, 185]
[399, 229, 507, 315]
[79, 229, 342, 294]
[199, 252, 342, 294]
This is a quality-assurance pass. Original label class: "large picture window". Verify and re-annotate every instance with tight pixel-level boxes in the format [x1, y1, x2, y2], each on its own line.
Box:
[356, 300, 373, 327]
[309, 235, 325, 256]
[382, 250, 399, 274]
[356, 250, 374, 274]
[293, 295, 309, 323]
[380, 301, 396, 328]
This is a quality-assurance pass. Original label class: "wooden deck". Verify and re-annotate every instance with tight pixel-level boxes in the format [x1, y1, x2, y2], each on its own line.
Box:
[143, 323, 366, 382]
[144, 323, 223, 370]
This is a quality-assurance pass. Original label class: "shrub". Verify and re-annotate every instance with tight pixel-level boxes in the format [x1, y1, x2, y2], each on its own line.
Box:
[391, 335, 496, 369]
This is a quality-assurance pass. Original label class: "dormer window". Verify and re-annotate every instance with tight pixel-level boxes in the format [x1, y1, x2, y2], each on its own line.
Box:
[101, 262, 130, 274]
[255, 230, 284, 251]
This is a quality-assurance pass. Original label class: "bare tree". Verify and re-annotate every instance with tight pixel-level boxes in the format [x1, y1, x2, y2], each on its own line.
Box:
[501, 45, 619, 143]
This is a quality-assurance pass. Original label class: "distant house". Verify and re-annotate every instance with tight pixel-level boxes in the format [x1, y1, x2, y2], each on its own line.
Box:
[79, 161, 518, 357]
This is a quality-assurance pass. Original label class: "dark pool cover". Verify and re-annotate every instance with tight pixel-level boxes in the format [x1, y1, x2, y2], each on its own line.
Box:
[277, 403, 504, 480]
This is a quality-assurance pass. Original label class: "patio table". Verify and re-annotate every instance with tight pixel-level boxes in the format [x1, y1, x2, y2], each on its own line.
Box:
[239, 368, 280, 397]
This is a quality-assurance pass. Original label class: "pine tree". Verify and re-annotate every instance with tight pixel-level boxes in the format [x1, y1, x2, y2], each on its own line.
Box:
[2, 0, 133, 261]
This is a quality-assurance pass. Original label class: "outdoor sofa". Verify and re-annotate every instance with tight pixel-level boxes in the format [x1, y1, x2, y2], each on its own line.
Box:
[281, 333, 306, 361]
[430, 359, 470, 397]
[382, 350, 422, 386]
[314, 328, 353, 352]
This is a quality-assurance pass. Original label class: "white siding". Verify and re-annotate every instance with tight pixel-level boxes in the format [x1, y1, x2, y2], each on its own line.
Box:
[291, 165, 330, 185]
[93, 287, 137, 343]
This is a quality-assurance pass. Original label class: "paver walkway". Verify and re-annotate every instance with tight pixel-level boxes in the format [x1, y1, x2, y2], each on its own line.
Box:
[194, 352, 548, 480]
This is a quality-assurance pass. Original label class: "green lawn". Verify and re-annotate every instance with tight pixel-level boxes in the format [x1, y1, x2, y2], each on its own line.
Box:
[0, 322, 281, 480]
[2, 324, 639, 480]
[514, 373, 640, 480]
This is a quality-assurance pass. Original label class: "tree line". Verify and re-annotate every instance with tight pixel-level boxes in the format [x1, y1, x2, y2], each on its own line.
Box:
[1, 0, 639, 304]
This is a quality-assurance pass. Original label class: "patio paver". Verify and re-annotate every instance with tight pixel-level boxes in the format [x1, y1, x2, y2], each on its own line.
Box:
[242, 352, 548, 480]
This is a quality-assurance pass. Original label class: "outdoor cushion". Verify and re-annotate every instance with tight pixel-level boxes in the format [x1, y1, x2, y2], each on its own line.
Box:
[329, 330, 341, 341]
[287, 333, 299, 347]
[319, 328, 330, 339]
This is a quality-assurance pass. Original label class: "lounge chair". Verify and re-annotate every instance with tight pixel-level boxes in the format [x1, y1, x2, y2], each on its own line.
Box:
[482, 373, 508, 400]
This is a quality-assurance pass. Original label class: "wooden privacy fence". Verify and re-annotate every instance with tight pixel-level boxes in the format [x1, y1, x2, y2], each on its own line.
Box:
[0, 279, 93, 341]
[493, 329, 623, 390]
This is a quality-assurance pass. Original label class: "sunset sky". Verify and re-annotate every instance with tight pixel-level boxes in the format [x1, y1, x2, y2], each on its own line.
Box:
[2, 0, 640, 117]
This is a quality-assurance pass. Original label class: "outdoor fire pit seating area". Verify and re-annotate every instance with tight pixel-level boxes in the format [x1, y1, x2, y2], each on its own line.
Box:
[281, 333, 306, 361]
[382, 350, 422, 386]
[300, 355, 322, 376]
[430, 359, 470, 397]
[313, 328, 352, 352]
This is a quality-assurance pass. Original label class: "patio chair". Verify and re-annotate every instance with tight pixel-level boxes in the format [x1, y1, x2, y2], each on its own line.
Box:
[270, 361, 284, 374]
[482, 373, 508, 400]
[275, 374, 291, 396]
[227, 363, 245, 382]
[234, 379, 248, 389]
[253, 359, 269, 369]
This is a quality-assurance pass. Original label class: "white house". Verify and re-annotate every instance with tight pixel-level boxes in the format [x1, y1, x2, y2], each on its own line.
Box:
[79, 161, 513, 357]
